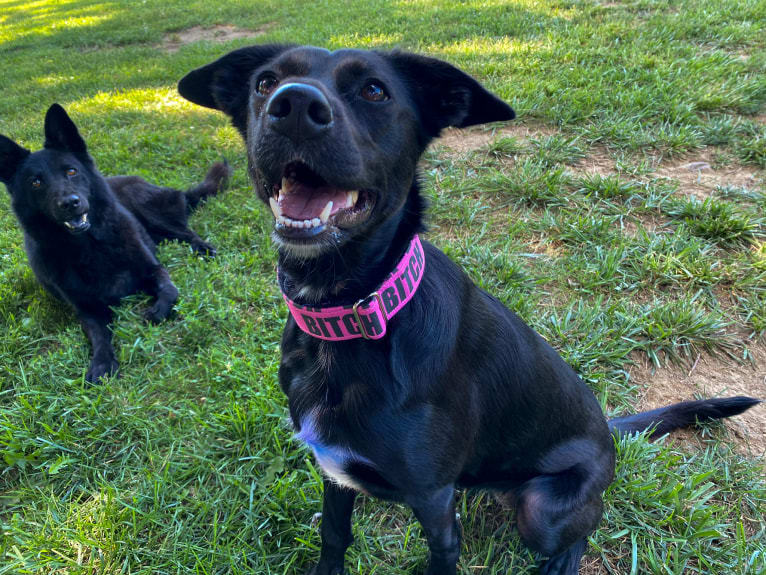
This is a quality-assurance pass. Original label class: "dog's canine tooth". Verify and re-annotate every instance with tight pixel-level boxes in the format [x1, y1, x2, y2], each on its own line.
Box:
[319, 201, 333, 223]
[64, 221, 74, 230]
[281, 177, 289, 196]
[269, 196, 281, 218]
[348, 190, 358, 208]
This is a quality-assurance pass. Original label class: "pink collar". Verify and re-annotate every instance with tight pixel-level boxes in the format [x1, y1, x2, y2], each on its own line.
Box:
[282, 235, 425, 341]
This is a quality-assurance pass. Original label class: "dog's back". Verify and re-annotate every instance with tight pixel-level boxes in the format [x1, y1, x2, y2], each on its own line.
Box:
[107, 160, 229, 254]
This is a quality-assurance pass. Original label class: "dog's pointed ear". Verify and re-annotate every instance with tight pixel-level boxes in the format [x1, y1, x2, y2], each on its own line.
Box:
[178, 44, 294, 136]
[44, 103, 88, 154]
[0, 134, 30, 185]
[387, 51, 515, 137]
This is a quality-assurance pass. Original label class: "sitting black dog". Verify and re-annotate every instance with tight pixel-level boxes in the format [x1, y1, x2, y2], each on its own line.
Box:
[0, 104, 229, 383]
[179, 45, 760, 574]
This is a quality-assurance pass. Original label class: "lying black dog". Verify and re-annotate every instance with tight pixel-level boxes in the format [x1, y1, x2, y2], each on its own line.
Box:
[0, 104, 229, 383]
[179, 45, 760, 574]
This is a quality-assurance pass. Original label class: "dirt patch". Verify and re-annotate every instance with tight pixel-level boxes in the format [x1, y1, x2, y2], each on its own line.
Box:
[577, 146, 616, 177]
[160, 23, 274, 53]
[435, 123, 555, 157]
[630, 343, 766, 457]
[653, 149, 763, 200]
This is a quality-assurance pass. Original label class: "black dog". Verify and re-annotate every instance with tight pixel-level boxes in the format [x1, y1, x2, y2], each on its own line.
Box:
[0, 104, 229, 383]
[179, 45, 760, 574]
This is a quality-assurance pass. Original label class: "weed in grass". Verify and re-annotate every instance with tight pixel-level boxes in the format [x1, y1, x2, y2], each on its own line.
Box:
[631, 229, 726, 290]
[575, 173, 642, 200]
[737, 293, 766, 338]
[486, 135, 525, 159]
[456, 159, 573, 208]
[716, 184, 766, 205]
[665, 197, 766, 247]
[735, 132, 766, 168]
[565, 245, 635, 294]
[701, 113, 744, 146]
[634, 298, 737, 366]
[554, 211, 621, 246]
[529, 134, 587, 167]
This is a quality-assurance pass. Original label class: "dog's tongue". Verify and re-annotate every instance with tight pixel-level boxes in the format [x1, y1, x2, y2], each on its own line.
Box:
[279, 180, 351, 220]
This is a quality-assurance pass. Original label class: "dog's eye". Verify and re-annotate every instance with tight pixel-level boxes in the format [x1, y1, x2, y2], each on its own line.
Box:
[256, 74, 279, 96]
[66, 168, 77, 177]
[361, 82, 389, 102]
[31, 177, 42, 188]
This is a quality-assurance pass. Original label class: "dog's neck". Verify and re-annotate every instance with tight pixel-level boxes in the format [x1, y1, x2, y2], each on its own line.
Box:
[277, 184, 426, 306]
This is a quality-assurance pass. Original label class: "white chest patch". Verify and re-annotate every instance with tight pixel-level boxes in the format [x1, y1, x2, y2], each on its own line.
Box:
[296, 412, 372, 491]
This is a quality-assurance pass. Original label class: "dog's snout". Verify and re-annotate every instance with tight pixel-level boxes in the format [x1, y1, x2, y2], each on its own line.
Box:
[265, 83, 333, 141]
[58, 194, 81, 210]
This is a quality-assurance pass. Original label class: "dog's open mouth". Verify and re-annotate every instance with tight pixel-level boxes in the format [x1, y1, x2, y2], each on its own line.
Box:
[63, 212, 90, 234]
[268, 162, 373, 237]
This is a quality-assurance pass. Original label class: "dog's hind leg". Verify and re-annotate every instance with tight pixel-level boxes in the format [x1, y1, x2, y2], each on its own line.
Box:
[143, 266, 179, 324]
[78, 309, 119, 383]
[514, 440, 612, 575]
[407, 485, 461, 575]
[539, 538, 587, 575]
[307, 480, 357, 575]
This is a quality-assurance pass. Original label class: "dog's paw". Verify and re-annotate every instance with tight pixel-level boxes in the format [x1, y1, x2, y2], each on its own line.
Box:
[192, 240, 216, 257]
[86, 357, 119, 384]
[304, 564, 345, 575]
[144, 303, 173, 324]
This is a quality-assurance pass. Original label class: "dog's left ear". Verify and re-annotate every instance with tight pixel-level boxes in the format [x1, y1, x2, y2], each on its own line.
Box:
[387, 52, 515, 137]
[178, 44, 294, 137]
[0, 135, 31, 185]
[43, 104, 88, 155]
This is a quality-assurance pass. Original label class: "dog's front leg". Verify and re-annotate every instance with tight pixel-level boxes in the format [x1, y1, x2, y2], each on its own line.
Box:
[78, 309, 118, 383]
[143, 265, 179, 324]
[307, 481, 357, 575]
[408, 485, 461, 575]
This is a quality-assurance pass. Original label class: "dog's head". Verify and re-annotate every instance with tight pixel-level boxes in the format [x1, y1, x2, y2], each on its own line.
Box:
[0, 104, 94, 235]
[179, 45, 514, 259]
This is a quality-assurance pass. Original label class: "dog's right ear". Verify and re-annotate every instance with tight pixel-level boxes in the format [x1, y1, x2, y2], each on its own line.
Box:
[178, 44, 293, 137]
[0, 135, 30, 185]
[44, 104, 88, 155]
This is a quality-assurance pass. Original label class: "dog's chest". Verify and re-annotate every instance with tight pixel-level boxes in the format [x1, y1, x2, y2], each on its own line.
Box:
[295, 410, 372, 491]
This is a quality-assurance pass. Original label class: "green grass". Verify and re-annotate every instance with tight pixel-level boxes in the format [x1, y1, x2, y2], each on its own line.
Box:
[1, 0, 765, 573]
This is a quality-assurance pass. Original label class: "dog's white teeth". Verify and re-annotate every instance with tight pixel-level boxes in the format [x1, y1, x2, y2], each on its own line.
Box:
[277, 214, 325, 229]
[347, 190, 358, 208]
[319, 201, 333, 223]
[82, 213, 87, 223]
[64, 222, 74, 230]
[269, 196, 281, 218]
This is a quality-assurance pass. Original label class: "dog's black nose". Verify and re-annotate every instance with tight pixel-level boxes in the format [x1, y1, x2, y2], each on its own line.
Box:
[58, 195, 80, 210]
[265, 83, 333, 141]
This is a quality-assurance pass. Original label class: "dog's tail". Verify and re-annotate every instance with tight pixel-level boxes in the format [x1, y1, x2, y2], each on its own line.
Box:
[185, 160, 231, 212]
[608, 396, 760, 439]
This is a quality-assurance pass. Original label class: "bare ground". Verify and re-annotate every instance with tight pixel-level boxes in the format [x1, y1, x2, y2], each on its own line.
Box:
[652, 149, 763, 200]
[159, 23, 274, 53]
[436, 122, 555, 156]
[630, 343, 766, 458]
